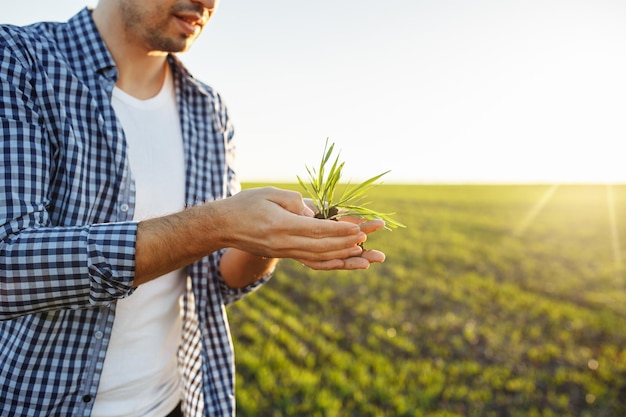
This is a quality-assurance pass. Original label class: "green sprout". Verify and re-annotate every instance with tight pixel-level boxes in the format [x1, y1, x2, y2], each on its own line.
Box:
[297, 139, 406, 230]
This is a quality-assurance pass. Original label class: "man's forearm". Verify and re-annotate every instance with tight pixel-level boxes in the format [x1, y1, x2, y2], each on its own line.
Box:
[133, 187, 379, 288]
[134, 202, 278, 289]
[134, 204, 224, 286]
[219, 248, 279, 289]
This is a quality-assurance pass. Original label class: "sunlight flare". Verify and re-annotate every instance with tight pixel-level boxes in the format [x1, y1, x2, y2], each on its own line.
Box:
[514, 184, 560, 237]
[606, 185, 623, 284]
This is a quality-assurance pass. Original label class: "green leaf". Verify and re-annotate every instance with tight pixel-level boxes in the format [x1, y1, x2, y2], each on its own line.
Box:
[298, 139, 405, 230]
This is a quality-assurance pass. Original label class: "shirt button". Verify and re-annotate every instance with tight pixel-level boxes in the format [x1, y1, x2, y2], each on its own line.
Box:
[94, 331, 104, 339]
[120, 203, 129, 212]
[82, 395, 92, 403]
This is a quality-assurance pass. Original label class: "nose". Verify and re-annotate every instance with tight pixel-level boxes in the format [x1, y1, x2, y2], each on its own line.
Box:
[192, 0, 219, 12]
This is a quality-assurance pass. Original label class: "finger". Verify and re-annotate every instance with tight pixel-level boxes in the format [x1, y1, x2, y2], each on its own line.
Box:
[339, 257, 372, 270]
[358, 219, 386, 234]
[299, 257, 371, 271]
[302, 198, 316, 214]
[297, 216, 362, 239]
[336, 215, 362, 225]
[299, 258, 350, 270]
[296, 248, 385, 270]
[338, 217, 385, 232]
[361, 249, 386, 263]
[266, 187, 314, 217]
[287, 238, 365, 262]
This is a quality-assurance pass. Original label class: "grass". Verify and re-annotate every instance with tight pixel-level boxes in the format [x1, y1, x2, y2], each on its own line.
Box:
[228, 183, 626, 417]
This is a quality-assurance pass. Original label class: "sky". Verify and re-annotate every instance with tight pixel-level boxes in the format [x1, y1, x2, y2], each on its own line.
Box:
[3, 0, 626, 184]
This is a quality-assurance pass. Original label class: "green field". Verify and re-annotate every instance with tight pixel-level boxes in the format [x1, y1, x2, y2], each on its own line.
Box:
[228, 183, 626, 417]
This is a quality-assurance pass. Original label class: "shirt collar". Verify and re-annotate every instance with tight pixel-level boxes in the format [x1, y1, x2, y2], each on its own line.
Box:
[168, 54, 214, 98]
[66, 8, 117, 80]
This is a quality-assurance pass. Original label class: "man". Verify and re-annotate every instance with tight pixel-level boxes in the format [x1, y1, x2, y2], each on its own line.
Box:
[0, 0, 385, 416]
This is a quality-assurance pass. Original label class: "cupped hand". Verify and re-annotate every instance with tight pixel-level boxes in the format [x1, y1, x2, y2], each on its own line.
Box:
[216, 187, 366, 263]
[217, 187, 388, 270]
[295, 217, 387, 270]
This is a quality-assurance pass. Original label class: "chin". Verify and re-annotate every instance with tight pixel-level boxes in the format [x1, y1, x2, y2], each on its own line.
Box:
[149, 36, 193, 54]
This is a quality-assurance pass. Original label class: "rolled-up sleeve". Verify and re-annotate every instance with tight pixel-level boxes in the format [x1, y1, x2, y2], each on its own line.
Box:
[0, 222, 138, 320]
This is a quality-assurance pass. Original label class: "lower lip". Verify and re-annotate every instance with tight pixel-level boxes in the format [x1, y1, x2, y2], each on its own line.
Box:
[176, 17, 199, 36]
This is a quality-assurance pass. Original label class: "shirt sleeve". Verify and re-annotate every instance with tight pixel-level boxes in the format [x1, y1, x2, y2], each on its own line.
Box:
[0, 223, 138, 320]
[0, 33, 138, 321]
[218, 263, 273, 306]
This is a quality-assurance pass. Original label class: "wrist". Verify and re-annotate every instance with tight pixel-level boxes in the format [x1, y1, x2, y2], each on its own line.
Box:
[183, 201, 230, 255]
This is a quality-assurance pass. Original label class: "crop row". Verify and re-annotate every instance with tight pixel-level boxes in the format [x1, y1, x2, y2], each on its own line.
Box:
[229, 184, 626, 416]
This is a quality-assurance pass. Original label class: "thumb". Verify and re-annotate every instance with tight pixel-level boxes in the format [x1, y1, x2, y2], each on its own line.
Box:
[268, 188, 315, 217]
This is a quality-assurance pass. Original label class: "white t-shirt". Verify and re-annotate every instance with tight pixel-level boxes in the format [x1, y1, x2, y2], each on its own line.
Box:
[92, 67, 186, 417]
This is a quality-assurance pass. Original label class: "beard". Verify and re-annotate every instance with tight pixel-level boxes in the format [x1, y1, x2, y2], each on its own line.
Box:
[144, 25, 191, 54]
[118, 0, 205, 53]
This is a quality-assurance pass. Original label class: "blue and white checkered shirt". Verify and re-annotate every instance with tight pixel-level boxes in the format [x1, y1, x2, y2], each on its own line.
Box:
[0, 8, 268, 416]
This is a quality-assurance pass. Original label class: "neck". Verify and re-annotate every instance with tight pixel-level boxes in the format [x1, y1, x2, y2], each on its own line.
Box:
[92, 4, 169, 99]
[114, 54, 169, 99]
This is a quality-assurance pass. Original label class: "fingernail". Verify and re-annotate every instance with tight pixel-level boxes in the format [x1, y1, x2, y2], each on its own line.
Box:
[350, 246, 363, 256]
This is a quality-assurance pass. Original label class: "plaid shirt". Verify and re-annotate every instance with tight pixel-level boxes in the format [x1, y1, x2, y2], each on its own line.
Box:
[0, 8, 268, 417]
